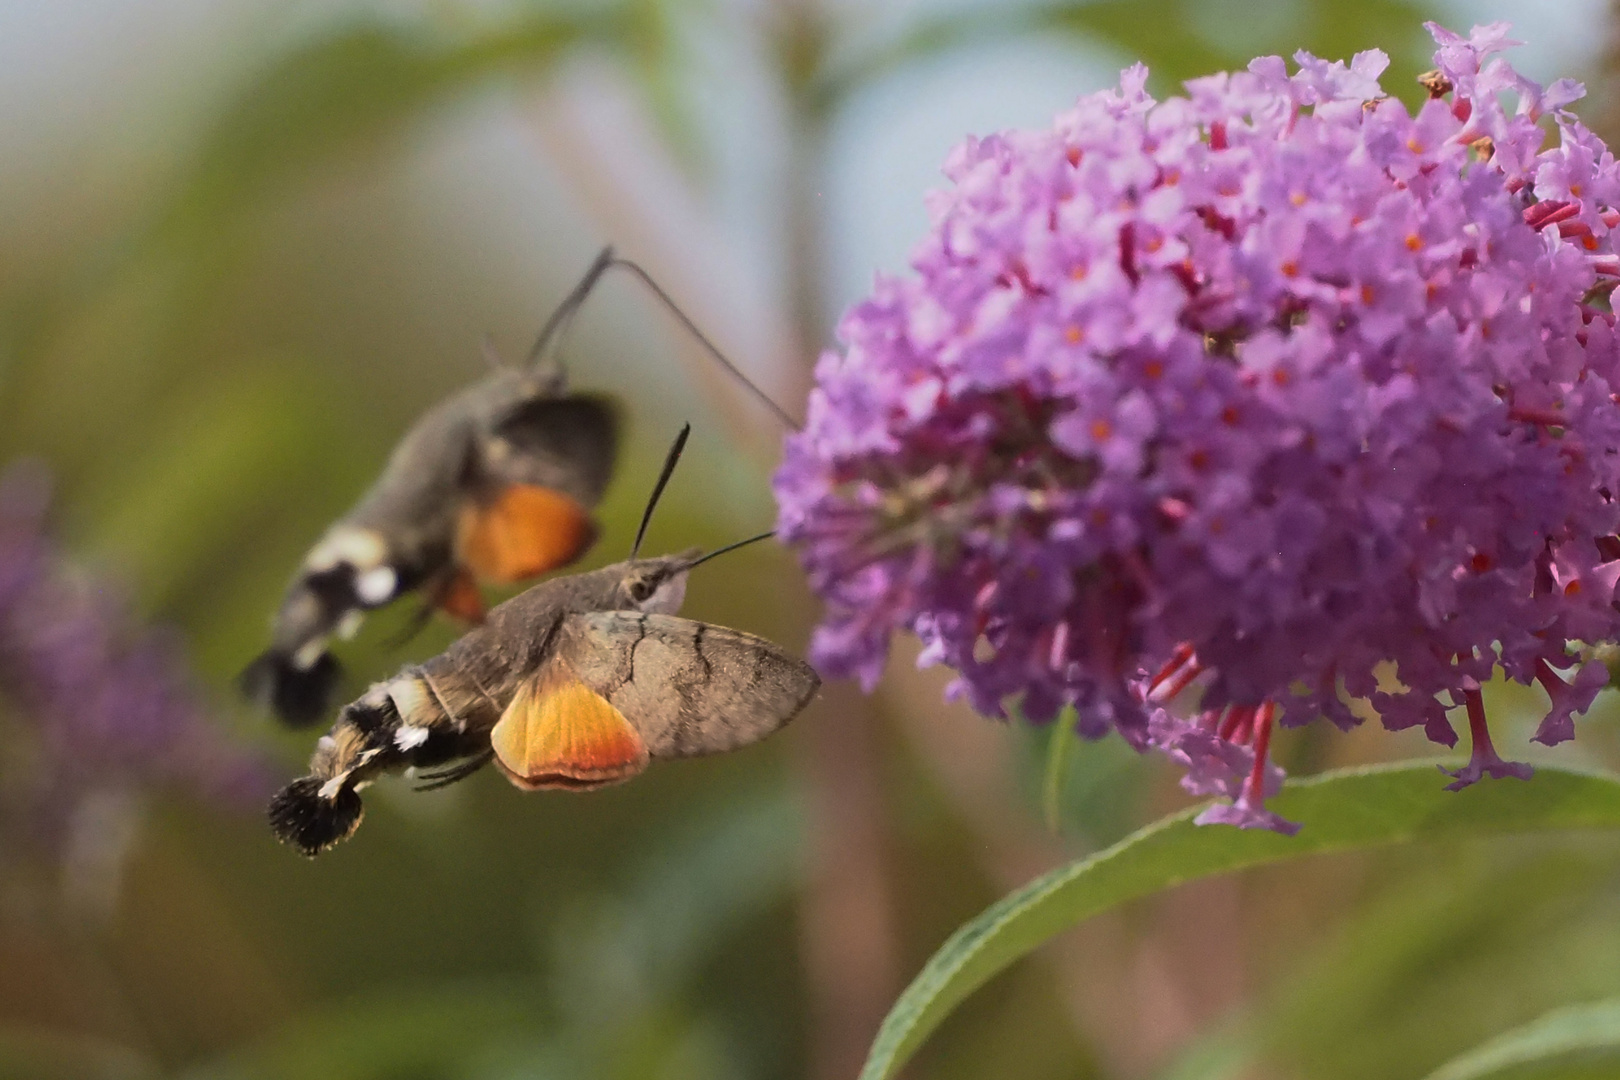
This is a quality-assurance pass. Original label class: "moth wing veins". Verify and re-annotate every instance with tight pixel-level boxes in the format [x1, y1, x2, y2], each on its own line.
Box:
[558, 611, 820, 762]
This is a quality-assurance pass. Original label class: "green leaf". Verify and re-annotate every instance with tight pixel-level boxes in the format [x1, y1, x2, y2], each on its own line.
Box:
[1422, 998, 1620, 1080]
[861, 761, 1620, 1080]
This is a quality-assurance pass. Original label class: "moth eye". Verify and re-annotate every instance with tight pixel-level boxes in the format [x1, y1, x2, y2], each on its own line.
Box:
[628, 577, 657, 603]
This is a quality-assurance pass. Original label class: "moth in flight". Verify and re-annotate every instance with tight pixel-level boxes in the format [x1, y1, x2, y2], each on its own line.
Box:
[269, 426, 819, 856]
[241, 249, 793, 726]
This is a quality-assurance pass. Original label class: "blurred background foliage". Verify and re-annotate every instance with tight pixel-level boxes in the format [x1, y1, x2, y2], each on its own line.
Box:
[2, 0, 1620, 1077]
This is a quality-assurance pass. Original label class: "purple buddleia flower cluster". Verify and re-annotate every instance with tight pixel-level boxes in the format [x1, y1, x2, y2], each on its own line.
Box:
[0, 462, 268, 869]
[775, 23, 1620, 831]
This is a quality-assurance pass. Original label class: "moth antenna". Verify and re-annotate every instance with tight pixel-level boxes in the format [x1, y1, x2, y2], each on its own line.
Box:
[525, 245, 617, 373]
[605, 256, 803, 431]
[520, 245, 802, 430]
[480, 332, 507, 371]
[685, 530, 775, 571]
[631, 424, 692, 560]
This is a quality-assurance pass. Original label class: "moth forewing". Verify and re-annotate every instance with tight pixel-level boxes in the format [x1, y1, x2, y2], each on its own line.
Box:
[484, 395, 618, 506]
[560, 612, 821, 760]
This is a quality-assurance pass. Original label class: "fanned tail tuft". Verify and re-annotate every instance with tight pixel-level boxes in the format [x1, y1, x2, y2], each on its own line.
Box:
[268, 777, 364, 857]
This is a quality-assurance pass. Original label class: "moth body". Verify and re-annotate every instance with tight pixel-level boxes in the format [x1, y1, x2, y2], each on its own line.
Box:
[242, 364, 618, 726]
[268, 553, 819, 856]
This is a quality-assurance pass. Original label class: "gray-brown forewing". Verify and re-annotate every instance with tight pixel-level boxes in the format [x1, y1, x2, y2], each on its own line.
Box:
[556, 611, 820, 759]
[485, 395, 619, 506]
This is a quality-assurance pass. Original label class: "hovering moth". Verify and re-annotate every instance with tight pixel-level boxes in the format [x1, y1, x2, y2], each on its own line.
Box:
[268, 427, 819, 856]
[241, 248, 794, 727]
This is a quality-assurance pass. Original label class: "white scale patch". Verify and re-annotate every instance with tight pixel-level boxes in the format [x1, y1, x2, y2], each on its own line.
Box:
[317, 773, 349, 800]
[306, 527, 387, 573]
[395, 725, 430, 750]
[355, 565, 398, 606]
[292, 637, 328, 671]
[640, 572, 689, 615]
[336, 610, 365, 640]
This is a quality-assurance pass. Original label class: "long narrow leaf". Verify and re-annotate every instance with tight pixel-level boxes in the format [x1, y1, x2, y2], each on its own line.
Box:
[1422, 998, 1620, 1080]
[861, 761, 1620, 1080]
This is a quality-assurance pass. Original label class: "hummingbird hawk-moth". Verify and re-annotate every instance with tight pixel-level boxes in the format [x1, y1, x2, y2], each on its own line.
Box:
[268, 427, 819, 856]
[241, 248, 794, 727]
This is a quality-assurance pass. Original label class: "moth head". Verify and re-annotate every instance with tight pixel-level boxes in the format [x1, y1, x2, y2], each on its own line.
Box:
[614, 530, 778, 614]
[615, 551, 698, 614]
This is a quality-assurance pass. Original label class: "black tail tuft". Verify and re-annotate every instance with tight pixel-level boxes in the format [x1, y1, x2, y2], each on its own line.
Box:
[239, 650, 342, 728]
[269, 777, 364, 857]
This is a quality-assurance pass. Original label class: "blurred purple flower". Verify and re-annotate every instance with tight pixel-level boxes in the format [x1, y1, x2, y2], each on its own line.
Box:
[776, 24, 1620, 831]
[0, 461, 268, 869]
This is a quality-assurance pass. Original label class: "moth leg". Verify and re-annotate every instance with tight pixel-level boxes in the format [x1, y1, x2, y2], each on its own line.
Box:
[413, 751, 496, 792]
[381, 569, 485, 653]
[433, 567, 487, 623]
[382, 603, 438, 650]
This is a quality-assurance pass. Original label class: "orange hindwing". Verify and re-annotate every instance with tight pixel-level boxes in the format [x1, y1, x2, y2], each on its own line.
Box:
[456, 484, 595, 584]
[490, 663, 649, 791]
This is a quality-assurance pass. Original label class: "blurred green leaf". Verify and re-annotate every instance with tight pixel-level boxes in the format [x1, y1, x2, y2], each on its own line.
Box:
[860, 761, 1620, 1080]
[73, 363, 334, 610]
[1423, 999, 1620, 1080]
[1153, 1021, 1252, 1080]
[1157, 838, 1620, 1080]
[168, 11, 618, 230]
[818, 0, 1435, 111]
[544, 781, 802, 1006]
[182, 982, 545, 1080]
[0, 1026, 159, 1080]
[623, 0, 710, 173]
[1045, 0, 1432, 89]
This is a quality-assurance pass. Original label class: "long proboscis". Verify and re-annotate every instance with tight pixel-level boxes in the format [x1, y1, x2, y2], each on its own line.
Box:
[525, 247, 803, 431]
[684, 530, 776, 571]
[631, 424, 692, 560]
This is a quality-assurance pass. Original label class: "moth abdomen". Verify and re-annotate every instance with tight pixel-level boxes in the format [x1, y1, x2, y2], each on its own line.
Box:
[269, 776, 364, 857]
[248, 524, 422, 727]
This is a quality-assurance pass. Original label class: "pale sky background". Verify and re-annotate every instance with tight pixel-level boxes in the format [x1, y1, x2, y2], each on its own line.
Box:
[0, 0, 1609, 357]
